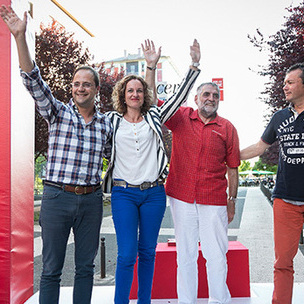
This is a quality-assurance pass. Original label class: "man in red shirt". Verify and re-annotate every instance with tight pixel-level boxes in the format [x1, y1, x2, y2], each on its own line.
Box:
[163, 81, 240, 304]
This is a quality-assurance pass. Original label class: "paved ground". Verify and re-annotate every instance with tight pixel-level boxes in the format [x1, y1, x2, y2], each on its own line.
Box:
[31, 186, 304, 301]
[25, 283, 304, 304]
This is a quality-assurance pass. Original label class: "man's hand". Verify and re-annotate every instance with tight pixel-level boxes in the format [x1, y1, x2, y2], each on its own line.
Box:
[227, 200, 235, 224]
[141, 39, 161, 68]
[190, 39, 201, 64]
[0, 5, 33, 72]
[0, 5, 27, 39]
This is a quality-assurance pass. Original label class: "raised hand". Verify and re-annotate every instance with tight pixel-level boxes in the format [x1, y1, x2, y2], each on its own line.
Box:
[190, 39, 201, 64]
[0, 5, 27, 39]
[0, 5, 33, 72]
[141, 39, 161, 68]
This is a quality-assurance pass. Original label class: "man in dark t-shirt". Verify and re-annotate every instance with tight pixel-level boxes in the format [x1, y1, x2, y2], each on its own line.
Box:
[240, 63, 304, 304]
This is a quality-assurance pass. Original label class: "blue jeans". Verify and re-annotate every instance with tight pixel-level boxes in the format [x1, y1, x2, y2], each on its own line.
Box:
[111, 184, 166, 304]
[39, 185, 103, 304]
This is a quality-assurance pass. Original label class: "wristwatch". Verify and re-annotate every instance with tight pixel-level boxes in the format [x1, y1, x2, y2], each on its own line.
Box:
[228, 196, 237, 203]
[191, 62, 200, 67]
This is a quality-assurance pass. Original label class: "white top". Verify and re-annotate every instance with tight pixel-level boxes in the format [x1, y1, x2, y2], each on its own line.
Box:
[113, 118, 158, 184]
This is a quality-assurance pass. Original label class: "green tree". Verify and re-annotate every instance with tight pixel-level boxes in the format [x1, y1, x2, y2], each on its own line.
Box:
[249, 2, 304, 165]
[239, 160, 251, 172]
[34, 155, 46, 195]
[252, 158, 278, 173]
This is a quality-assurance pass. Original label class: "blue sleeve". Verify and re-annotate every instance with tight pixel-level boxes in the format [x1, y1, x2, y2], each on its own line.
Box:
[261, 113, 278, 145]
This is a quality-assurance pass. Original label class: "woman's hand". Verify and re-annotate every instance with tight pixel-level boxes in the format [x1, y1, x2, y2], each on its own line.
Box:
[142, 39, 161, 69]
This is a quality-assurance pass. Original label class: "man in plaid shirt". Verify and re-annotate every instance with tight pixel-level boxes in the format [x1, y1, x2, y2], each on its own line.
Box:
[0, 6, 112, 304]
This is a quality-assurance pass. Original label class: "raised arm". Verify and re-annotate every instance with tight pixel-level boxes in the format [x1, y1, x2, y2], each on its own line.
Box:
[142, 39, 161, 105]
[240, 139, 270, 160]
[189, 39, 200, 70]
[0, 5, 33, 72]
[159, 39, 201, 124]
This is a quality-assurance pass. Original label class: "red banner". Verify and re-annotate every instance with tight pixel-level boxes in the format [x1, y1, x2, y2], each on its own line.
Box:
[0, 1, 34, 303]
[212, 78, 224, 101]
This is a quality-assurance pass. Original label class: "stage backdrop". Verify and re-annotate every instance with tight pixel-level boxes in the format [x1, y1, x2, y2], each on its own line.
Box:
[0, 0, 35, 303]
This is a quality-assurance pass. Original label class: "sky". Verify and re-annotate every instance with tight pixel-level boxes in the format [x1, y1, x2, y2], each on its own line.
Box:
[31, 0, 303, 155]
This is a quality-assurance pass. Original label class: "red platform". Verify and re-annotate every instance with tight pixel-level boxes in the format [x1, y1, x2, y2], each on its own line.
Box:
[130, 241, 250, 299]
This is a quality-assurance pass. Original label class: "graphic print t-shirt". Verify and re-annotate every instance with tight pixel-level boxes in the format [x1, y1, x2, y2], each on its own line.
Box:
[262, 107, 304, 201]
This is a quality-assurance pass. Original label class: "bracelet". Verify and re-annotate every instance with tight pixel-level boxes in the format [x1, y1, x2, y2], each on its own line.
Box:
[147, 66, 157, 70]
[191, 62, 200, 67]
[228, 196, 237, 203]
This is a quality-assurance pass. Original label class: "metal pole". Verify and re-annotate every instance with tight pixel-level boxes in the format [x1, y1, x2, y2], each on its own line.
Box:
[100, 237, 106, 278]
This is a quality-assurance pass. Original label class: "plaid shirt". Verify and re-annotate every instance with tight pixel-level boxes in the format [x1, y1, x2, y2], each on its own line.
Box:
[164, 107, 240, 205]
[21, 63, 112, 185]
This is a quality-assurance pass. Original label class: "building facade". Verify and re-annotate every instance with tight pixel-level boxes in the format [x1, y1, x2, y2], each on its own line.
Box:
[102, 49, 184, 101]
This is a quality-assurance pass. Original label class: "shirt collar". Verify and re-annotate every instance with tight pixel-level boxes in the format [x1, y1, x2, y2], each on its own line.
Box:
[70, 99, 98, 121]
[190, 109, 221, 125]
[288, 104, 299, 119]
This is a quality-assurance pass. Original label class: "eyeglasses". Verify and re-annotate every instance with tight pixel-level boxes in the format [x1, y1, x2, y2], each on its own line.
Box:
[71, 82, 94, 89]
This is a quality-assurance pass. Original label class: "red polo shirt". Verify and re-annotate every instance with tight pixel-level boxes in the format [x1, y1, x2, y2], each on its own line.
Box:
[164, 105, 240, 206]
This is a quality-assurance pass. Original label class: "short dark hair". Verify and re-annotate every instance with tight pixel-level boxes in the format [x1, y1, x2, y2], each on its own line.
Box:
[73, 66, 100, 87]
[286, 63, 304, 84]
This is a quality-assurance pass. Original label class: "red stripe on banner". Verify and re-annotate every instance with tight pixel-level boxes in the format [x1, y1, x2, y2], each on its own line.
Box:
[0, 1, 12, 302]
[0, 1, 35, 303]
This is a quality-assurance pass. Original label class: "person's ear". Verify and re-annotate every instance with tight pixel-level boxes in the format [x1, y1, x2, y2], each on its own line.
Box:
[194, 94, 199, 106]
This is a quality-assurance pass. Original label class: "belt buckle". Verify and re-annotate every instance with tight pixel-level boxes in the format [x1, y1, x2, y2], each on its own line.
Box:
[75, 186, 85, 195]
[140, 182, 151, 190]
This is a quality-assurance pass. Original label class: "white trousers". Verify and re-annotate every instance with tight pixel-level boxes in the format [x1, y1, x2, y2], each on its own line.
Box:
[169, 196, 231, 304]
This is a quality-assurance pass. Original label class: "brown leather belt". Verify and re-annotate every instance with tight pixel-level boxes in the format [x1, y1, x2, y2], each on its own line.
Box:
[44, 180, 101, 195]
[113, 179, 164, 191]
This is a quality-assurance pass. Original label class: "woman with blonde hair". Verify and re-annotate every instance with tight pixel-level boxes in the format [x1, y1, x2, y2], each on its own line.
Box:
[104, 39, 201, 303]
